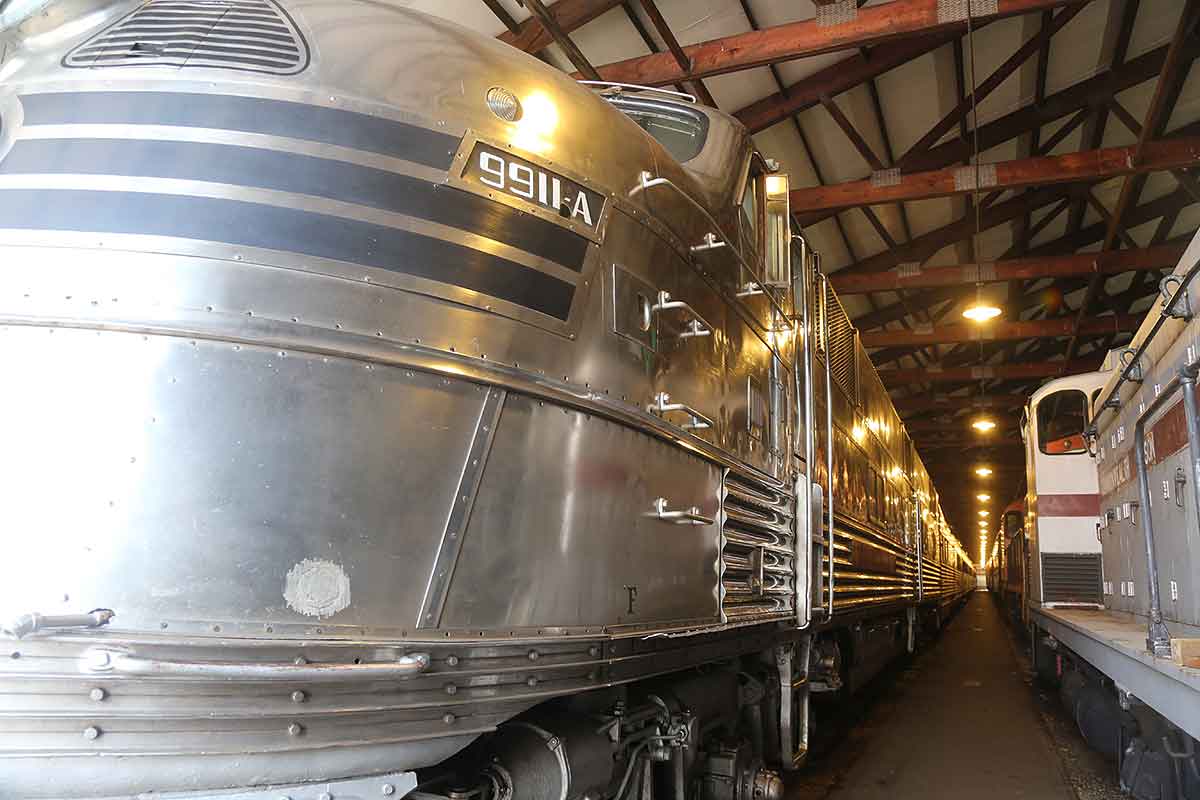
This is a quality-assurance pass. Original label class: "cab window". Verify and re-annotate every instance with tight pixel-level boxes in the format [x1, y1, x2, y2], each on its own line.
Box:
[1003, 510, 1023, 537]
[739, 172, 761, 257]
[606, 97, 709, 163]
[1037, 389, 1088, 455]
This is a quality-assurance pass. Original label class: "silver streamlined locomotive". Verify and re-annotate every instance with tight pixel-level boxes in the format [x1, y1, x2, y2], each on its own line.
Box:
[0, 3, 973, 798]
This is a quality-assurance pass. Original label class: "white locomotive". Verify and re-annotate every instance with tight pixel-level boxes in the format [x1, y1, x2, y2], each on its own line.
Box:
[1015, 232, 1200, 799]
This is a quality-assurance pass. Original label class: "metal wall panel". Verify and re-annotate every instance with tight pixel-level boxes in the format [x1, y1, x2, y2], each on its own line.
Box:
[440, 392, 722, 630]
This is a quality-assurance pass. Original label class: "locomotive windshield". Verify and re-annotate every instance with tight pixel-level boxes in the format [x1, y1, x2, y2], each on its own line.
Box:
[607, 96, 709, 163]
[1037, 389, 1088, 455]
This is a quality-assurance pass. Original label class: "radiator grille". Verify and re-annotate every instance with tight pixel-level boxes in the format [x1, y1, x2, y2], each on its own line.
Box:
[721, 470, 795, 622]
[1042, 553, 1102, 604]
[65, 0, 308, 74]
[825, 281, 857, 401]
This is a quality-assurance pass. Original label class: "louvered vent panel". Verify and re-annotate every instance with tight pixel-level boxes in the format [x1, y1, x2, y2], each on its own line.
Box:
[1042, 553, 1102, 604]
[65, 0, 308, 74]
[721, 470, 795, 622]
[825, 281, 856, 401]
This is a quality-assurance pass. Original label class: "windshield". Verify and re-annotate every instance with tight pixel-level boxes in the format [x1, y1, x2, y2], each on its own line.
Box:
[1037, 389, 1088, 455]
[607, 96, 709, 163]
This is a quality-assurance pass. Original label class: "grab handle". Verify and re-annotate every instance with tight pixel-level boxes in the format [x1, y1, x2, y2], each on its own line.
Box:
[3, 609, 114, 639]
[653, 291, 713, 339]
[646, 497, 715, 526]
[648, 392, 713, 431]
[85, 649, 431, 682]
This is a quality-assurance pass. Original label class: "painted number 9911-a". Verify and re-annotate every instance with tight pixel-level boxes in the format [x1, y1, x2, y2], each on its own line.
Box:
[463, 142, 605, 232]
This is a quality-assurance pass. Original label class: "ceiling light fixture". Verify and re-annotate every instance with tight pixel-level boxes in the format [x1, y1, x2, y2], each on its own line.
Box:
[963, 303, 1002, 322]
[975, 466, 993, 477]
[976, 493, 991, 501]
[972, 418, 997, 432]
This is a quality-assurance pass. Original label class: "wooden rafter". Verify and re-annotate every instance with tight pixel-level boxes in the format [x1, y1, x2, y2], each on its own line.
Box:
[790, 137, 1200, 214]
[878, 359, 1099, 385]
[901, 41, 1191, 173]
[584, 0, 1086, 86]
[860, 314, 1140, 348]
[1065, 0, 1200, 360]
[521, 0, 602, 79]
[734, 29, 963, 133]
[498, 0, 622, 53]
[627, 0, 718, 106]
[829, 245, 1184, 293]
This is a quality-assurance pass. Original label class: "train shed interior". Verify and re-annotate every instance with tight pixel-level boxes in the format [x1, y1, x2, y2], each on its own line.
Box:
[424, 0, 1200, 573]
[3, 1, 1200, 799]
[338, 1, 1200, 796]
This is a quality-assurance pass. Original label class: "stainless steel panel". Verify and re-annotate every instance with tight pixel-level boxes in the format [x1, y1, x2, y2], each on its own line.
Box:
[0, 324, 484, 634]
[611, 262, 660, 352]
[441, 393, 722, 630]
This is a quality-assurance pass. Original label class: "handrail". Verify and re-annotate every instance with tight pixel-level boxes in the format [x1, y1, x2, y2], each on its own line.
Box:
[1132, 364, 1196, 658]
[652, 290, 713, 339]
[629, 171, 793, 326]
[3, 608, 114, 639]
[796, 234, 814, 630]
[1089, 255, 1200, 435]
[914, 495, 924, 603]
[86, 649, 432, 682]
[646, 497, 716, 526]
[578, 81, 697, 103]
[821, 271, 836, 621]
[647, 392, 713, 430]
[1181, 366, 1200, 540]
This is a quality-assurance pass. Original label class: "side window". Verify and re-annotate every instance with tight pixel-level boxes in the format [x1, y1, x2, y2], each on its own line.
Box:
[1003, 511, 1023, 537]
[739, 171, 763, 264]
[1037, 389, 1088, 455]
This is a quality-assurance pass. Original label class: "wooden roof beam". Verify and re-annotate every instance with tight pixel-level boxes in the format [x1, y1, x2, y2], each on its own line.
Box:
[861, 313, 1140, 348]
[583, 0, 1087, 86]
[498, 0, 622, 53]
[627, 0, 718, 106]
[900, 40, 1191, 173]
[733, 28, 962, 133]
[878, 358, 1102, 385]
[829, 246, 1182, 293]
[1065, 0, 1200, 361]
[791, 137, 1200, 214]
[521, 0, 602, 79]
[894, 395, 1027, 414]
[838, 184, 1080, 275]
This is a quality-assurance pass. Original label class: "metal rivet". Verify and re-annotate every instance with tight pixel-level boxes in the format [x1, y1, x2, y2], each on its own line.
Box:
[318, 793, 333, 800]
[82, 726, 101, 740]
[381, 784, 396, 796]
[443, 713, 456, 725]
[446, 655, 460, 667]
[527, 676, 538, 687]
[588, 646, 600, 657]
[89, 688, 106, 702]
[293, 656, 307, 665]
[291, 690, 307, 703]
[288, 722, 304, 737]
[527, 649, 540, 661]
[445, 683, 458, 695]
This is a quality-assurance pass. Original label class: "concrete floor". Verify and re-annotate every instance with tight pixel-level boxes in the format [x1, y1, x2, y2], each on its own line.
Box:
[789, 592, 1118, 800]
